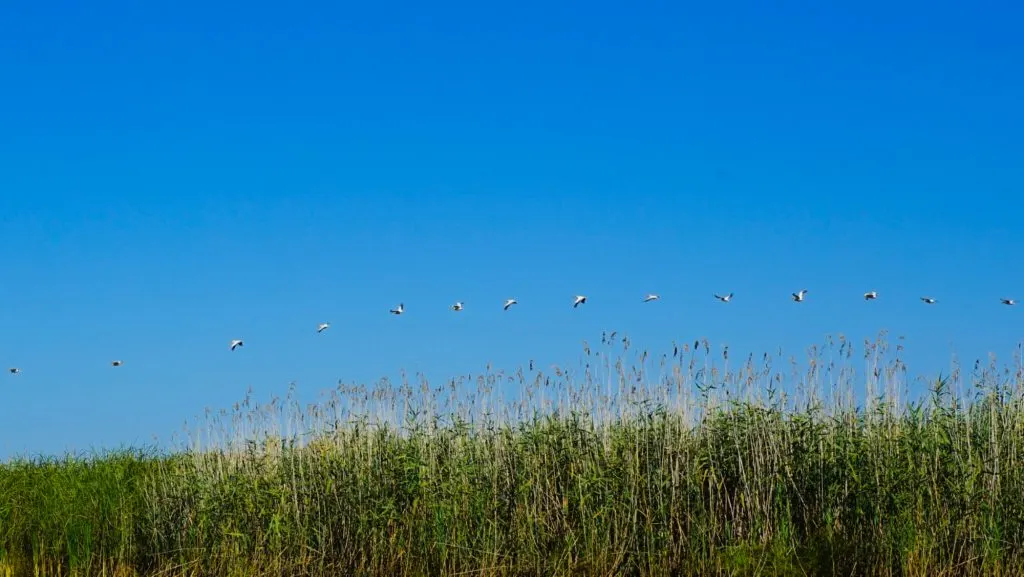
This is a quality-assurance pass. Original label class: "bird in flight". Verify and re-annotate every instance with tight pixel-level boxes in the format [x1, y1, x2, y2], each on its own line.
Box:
[920, 297, 937, 304]
[792, 290, 808, 302]
[111, 360, 123, 367]
[8, 368, 20, 374]
[643, 294, 660, 302]
[573, 295, 587, 308]
[452, 302, 464, 311]
[390, 303, 404, 315]
[503, 298, 517, 311]
[864, 291, 878, 300]
[230, 339, 244, 351]
[1001, 298, 1016, 305]
[714, 293, 734, 303]
[317, 322, 330, 333]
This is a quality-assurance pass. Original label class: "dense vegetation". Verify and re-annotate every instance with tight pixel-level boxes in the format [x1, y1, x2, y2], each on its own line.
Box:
[2, 333, 1024, 576]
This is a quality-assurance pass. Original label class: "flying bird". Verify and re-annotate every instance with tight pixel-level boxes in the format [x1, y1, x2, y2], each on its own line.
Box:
[643, 294, 660, 302]
[864, 291, 878, 300]
[920, 297, 937, 304]
[573, 295, 587, 308]
[503, 298, 517, 311]
[714, 293, 734, 303]
[451, 302, 464, 311]
[317, 322, 330, 333]
[8, 368, 19, 374]
[111, 360, 123, 367]
[390, 303, 404, 315]
[1001, 298, 1016, 305]
[792, 290, 808, 302]
[230, 339, 244, 351]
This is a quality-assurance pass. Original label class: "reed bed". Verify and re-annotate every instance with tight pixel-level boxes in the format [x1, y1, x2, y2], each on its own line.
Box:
[2, 332, 1024, 576]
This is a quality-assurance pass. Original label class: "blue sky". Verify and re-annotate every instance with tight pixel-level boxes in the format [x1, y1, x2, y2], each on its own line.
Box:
[1, 0, 1022, 458]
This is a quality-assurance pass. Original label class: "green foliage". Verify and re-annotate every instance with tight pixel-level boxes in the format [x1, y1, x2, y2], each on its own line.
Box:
[2, 334, 1024, 575]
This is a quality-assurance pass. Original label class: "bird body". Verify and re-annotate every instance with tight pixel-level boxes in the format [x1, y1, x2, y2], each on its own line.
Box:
[643, 294, 660, 302]
[503, 298, 517, 310]
[452, 302, 464, 311]
[8, 368, 19, 374]
[792, 290, 808, 302]
[230, 339, 244, 350]
[864, 291, 878, 300]
[317, 322, 330, 333]
[921, 297, 937, 304]
[111, 360, 123, 366]
[714, 293, 734, 303]
[573, 295, 587, 308]
[1001, 298, 1016, 305]
[390, 303, 404, 315]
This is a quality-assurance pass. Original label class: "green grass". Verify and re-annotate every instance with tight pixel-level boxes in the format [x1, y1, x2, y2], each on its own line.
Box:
[3, 332, 1024, 576]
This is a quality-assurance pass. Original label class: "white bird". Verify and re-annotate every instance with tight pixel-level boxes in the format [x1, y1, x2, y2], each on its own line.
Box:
[921, 297, 937, 304]
[230, 339, 244, 351]
[714, 293, 734, 303]
[111, 360, 123, 367]
[792, 289, 808, 302]
[390, 303, 404, 315]
[317, 322, 330, 333]
[8, 368, 20, 374]
[1001, 298, 1016, 305]
[864, 291, 878, 300]
[573, 295, 587, 308]
[503, 298, 517, 311]
[451, 302, 464, 311]
[643, 294, 660, 302]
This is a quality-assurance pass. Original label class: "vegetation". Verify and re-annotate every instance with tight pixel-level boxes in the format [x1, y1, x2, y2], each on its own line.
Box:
[2, 332, 1024, 576]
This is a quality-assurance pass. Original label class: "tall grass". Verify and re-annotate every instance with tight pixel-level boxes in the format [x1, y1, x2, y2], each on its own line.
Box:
[3, 332, 1024, 576]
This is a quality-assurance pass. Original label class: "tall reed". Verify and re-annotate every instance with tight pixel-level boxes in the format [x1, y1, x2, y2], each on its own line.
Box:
[2, 332, 1024, 576]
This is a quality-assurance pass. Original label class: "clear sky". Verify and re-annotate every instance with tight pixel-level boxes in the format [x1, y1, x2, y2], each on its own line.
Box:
[1, 0, 1022, 458]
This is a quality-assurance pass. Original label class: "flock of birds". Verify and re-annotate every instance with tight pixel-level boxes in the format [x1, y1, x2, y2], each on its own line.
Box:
[4, 290, 1018, 376]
